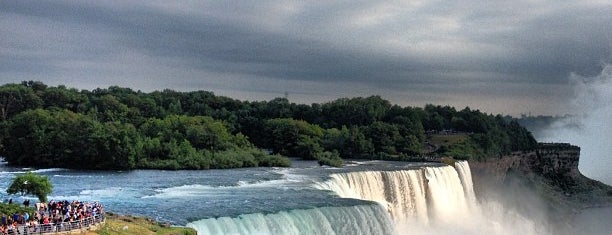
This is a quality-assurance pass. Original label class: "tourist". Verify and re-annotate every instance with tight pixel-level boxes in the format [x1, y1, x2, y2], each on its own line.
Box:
[10, 214, 17, 225]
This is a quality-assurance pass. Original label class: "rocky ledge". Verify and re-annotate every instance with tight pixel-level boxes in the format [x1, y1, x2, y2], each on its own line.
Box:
[469, 143, 611, 213]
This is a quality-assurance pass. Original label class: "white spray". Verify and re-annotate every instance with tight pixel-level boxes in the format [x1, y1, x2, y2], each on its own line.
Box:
[542, 64, 612, 185]
[316, 161, 549, 235]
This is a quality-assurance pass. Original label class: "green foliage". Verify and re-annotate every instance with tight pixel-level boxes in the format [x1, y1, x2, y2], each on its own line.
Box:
[320, 96, 391, 127]
[365, 121, 406, 155]
[436, 139, 485, 160]
[140, 115, 234, 151]
[0, 83, 43, 121]
[6, 172, 53, 202]
[98, 213, 197, 235]
[0, 81, 538, 170]
[316, 151, 343, 167]
[263, 118, 324, 159]
[0, 203, 35, 218]
[1, 109, 138, 170]
[321, 126, 373, 159]
[257, 154, 291, 167]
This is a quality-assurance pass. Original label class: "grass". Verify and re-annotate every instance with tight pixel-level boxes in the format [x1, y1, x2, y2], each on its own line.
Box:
[93, 213, 196, 235]
[427, 134, 468, 147]
[0, 203, 35, 217]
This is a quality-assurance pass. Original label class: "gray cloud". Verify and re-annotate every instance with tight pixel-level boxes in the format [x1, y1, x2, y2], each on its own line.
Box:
[1, 0, 610, 115]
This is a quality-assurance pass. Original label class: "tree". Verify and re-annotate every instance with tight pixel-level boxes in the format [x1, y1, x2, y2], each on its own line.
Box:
[0, 84, 43, 120]
[263, 118, 324, 158]
[7, 172, 53, 203]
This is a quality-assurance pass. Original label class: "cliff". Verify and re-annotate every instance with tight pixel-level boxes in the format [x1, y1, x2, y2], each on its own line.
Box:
[469, 143, 611, 213]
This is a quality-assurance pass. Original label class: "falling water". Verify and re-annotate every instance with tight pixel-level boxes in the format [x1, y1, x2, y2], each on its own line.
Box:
[186, 205, 395, 235]
[315, 161, 548, 235]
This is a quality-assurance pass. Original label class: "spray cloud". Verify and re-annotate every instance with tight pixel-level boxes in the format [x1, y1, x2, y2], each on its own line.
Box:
[542, 64, 612, 185]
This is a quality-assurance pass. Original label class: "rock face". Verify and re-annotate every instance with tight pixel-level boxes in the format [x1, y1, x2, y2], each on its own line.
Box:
[470, 144, 580, 185]
[469, 143, 611, 211]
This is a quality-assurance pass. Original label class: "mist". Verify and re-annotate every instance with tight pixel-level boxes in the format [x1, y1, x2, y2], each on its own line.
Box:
[541, 64, 612, 185]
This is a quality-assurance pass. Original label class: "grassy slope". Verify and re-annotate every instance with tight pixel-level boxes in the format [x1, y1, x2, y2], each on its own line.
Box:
[92, 213, 196, 235]
[427, 134, 468, 147]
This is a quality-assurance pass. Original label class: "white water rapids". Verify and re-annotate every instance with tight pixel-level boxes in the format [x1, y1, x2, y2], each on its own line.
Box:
[188, 161, 550, 235]
[315, 161, 548, 235]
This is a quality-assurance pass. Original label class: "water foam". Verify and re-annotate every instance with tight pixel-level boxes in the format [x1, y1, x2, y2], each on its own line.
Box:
[142, 178, 296, 199]
[29, 168, 67, 173]
[186, 205, 394, 235]
[0, 168, 66, 175]
[79, 187, 125, 197]
[316, 161, 549, 235]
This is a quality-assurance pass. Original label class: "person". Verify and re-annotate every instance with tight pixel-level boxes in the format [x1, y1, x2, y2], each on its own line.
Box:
[23, 199, 30, 207]
[6, 223, 13, 235]
[11, 213, 18, 225]
[7, 199, 11, 205]
[17, 213, 25, 225]
[30, 218, 39, 233]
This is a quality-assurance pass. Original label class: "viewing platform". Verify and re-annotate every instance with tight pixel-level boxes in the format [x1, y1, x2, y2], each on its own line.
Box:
[1, 200, 105, 235]
[3, 214, 104, 235]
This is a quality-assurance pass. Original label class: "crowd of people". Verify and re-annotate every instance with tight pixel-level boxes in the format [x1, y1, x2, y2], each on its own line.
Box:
[0, 199, 104, 234]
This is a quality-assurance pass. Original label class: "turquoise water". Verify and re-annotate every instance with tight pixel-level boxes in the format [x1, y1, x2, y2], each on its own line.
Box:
[0, 160, 431, 225]
[1, 160, 607, 235]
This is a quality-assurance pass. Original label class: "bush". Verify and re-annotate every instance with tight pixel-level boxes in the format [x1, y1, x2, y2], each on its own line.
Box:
[317, 151, 343, 167]
[138, 159, 181, 170]
[258, 154, 291, 167]
[211, 151, 244, 169]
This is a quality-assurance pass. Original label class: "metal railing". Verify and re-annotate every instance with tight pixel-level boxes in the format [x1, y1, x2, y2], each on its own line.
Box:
[5, 214, 105, 235]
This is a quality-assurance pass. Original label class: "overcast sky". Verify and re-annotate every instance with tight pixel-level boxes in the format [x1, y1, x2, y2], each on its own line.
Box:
[1, 0, 610, 115]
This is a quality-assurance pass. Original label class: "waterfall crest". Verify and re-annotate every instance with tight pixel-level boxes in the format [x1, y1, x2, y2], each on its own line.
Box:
[316, 161, 547, 235]
[314, 163, 476, 226]
[186, 205, 395, 235]
[190, 161, 547, 235]
[314, 169, 429, 225]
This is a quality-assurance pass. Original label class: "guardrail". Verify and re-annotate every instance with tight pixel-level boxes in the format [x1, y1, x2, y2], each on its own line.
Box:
[6, 214, 105, 235]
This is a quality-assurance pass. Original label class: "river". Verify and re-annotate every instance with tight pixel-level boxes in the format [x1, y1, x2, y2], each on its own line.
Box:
[0, 160, 608, 235]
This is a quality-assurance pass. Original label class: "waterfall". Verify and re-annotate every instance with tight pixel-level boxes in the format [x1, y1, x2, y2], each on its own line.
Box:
[186, 205, 395, 235]
[314, 169, 429, 225]
[190, 161, 547, 234]
[454, 161, 477, 205]
[424, 165, 471, 224]
[316, 161, 547, 235]
[315, 163, 476, 227]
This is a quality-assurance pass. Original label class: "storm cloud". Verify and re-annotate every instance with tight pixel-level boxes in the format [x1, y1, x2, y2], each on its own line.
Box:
[1, 0, 610, 115]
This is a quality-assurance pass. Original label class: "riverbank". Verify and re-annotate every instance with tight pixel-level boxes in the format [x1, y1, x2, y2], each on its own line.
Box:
[92, 213, 196, 235]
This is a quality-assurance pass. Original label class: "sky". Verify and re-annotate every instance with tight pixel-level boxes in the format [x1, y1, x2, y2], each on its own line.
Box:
[542, 65, 612, 184]
[1, 0, 611, 116]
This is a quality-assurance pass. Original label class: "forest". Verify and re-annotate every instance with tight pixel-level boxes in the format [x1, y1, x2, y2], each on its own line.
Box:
[0, 81, 537, 169]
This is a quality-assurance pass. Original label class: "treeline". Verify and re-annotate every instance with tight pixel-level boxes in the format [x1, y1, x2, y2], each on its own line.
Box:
[0, 81, 537, 169]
